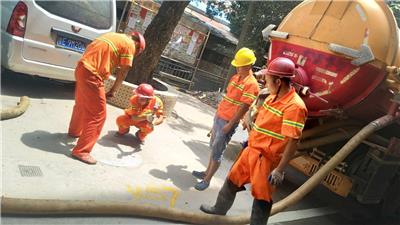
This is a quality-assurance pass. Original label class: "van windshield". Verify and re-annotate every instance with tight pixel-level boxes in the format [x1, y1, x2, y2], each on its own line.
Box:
[35, 1, 112, 29]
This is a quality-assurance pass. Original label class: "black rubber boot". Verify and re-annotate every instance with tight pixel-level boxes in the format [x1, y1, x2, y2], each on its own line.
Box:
[200, 179, 243, 215]
[250, 199, 272, 225]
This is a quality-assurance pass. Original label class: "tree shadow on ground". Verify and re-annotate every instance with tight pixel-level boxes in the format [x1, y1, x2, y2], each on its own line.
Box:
[175, 92, 216, 116]
[2, 70, 75, 100]
[97, 131, 142, 158]
[149, 164, 198, 191]
[182, 139, 243, 167]
[20, 131, 75, 157]
[166, 111, 212, 134]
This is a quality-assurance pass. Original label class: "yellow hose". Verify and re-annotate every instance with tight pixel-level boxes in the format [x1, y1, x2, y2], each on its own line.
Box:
[1, 197, 249, 225]
[271, 114, 399, 215]
[2, 114, 398, 224]
[1, 96, 30, 120]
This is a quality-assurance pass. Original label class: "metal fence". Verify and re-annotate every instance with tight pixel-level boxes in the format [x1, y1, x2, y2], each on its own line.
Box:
[154, 56, 226, 91]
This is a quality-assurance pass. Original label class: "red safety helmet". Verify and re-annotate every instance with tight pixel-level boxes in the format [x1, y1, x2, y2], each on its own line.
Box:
[131, 31, 146, 56]
[260, 57, 296, 78]
[135, 83, 154, 99]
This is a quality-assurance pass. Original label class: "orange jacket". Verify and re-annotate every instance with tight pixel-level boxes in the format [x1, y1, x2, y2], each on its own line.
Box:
[125, 95, 164, 118]
[248, 87, 307, 161]
[80, 32, 136, 81]
[217, 73, 259, 121]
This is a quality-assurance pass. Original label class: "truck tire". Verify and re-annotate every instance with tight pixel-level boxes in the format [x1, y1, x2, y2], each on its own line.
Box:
[380, 172, 400, 218]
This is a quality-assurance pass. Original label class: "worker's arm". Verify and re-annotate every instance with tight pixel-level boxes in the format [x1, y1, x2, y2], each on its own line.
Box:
[106, 65, 131, 98]
[130, 115, 148, 121]
[268, 138, 298, 185]
[275, 138, 298, 172]
[153, 115, 165, 126]
[222, 103, 250, 134]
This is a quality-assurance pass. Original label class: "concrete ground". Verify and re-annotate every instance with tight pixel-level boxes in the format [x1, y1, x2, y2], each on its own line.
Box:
[1, 71, 253, 223]
[2, 71, 397, 225]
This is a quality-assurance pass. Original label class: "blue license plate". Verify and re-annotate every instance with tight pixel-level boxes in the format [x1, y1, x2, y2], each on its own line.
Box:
[56, 36, 86, 53]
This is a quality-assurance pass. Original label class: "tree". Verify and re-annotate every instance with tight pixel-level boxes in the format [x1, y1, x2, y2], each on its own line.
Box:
[126, 1, 190, 84]
[208, 1, 300, 66]
[388, 0, 400, 27]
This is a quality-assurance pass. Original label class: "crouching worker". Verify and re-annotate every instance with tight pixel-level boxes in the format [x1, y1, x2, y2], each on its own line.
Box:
[116, 84, 164, 143]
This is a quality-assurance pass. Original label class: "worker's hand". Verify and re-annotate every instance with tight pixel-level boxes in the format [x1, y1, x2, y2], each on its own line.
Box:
[146, 114, 155, 123]
[106, 90, 115, 99]
[242, 119, 250, 131]
[268, 169, 285, 186]
[152, 116, 164, 126]
[222, 122, 234, 134]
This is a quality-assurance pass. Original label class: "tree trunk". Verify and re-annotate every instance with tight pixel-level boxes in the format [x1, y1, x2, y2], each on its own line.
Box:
[126, 1, 190, 84]
[223, 1, 256, 89]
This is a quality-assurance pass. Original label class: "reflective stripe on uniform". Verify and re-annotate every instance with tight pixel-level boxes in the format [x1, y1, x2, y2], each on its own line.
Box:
[262, 103, 283, 117]
[230, 82, 244, 91]
[97, 37, 119, 57]
[120, 54, 134, 60]
[253, 124, 285, 140]
[223, 95, 242, 106]
[283, 119, 304, 129]
[242, 92, 257, 100]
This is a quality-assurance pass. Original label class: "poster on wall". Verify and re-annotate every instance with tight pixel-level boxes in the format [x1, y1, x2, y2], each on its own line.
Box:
[125, 3, 207, 65]
[187, 32, 199, 55]
[127, 11, 136, 29]
[142, 11, 153, 29]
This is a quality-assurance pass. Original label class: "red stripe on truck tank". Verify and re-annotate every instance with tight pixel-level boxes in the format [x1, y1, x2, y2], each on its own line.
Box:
[270, 40, 386, 117]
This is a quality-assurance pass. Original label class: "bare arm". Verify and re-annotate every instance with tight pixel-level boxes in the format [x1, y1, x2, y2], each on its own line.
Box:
[106, 66, 130, 98]
[153, 115, 165, 126]
[275, 138, 298, 172]
[222, 103, 250, 134]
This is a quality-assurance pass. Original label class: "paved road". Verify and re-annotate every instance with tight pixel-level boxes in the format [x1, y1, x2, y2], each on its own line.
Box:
[1, 70, 398, 225]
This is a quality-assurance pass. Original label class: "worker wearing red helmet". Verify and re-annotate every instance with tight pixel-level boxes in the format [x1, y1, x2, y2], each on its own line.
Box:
[68, 31, 146, 164]
[200, 57, 308, 225]
[115, 83, 164, 143]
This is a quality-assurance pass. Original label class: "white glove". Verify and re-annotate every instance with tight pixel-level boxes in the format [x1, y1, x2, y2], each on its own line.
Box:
[146, 114, 155, 123]
[268, 169, 285, 186]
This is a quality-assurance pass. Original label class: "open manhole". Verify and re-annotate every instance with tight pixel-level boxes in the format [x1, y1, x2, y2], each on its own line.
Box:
[18, 165, 43, 177]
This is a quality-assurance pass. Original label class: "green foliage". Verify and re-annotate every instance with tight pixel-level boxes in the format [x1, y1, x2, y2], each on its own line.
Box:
[208, 1, 301, 66]
[388, 0, 400, 27]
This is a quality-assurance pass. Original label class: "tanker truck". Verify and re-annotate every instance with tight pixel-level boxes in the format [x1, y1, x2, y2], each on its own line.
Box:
[262, 0, 400, 216]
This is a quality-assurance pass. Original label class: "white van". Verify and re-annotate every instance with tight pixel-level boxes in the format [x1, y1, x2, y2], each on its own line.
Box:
[1, 0, 117, 81]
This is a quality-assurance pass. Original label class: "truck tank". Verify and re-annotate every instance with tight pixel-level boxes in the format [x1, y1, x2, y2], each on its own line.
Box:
[263, 0, 400, 216]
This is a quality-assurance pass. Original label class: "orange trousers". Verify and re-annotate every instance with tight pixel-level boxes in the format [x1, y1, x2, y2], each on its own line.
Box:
[68, 63, 106, 157]
[228, 147, 277, 202]
[116, 114, 153, 141]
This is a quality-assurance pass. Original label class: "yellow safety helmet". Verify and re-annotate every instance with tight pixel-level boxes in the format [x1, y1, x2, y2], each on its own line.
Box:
[231, 47, 256, 67]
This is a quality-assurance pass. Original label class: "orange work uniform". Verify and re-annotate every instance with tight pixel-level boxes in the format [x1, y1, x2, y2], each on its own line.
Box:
[68, 32, 135, 158]
[116, 95, 164, 141]
[217, 73, 259, 121]
[229, 87, 307, 201]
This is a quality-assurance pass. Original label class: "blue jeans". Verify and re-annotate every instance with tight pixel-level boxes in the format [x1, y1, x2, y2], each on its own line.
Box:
[209, 116, 238, 162]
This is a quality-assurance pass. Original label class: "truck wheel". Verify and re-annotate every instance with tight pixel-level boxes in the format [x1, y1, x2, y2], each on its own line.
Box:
[380, 173, 400, 218]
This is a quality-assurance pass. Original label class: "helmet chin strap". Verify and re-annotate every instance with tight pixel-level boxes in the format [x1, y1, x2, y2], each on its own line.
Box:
[272, 79, 282, 103]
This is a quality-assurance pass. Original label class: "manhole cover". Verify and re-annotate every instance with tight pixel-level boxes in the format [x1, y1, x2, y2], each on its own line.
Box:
[18, 165, 43, 177]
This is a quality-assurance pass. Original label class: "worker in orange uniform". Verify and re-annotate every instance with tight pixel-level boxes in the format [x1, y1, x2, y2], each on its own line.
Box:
[68, 31, 146, 164]
[200, 57, 308, 225]
[115, 83, 164, 143]
[192, 47, 260, 191]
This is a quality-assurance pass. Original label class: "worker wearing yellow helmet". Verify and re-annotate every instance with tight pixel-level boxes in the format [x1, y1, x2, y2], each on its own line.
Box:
[192, 47, 260, 191]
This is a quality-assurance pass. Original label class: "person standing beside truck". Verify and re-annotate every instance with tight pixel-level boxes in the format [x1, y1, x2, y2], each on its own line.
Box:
[68, 32, 145, 164]
[192, 47, 260, 190]
[199, 57, 308, 225]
